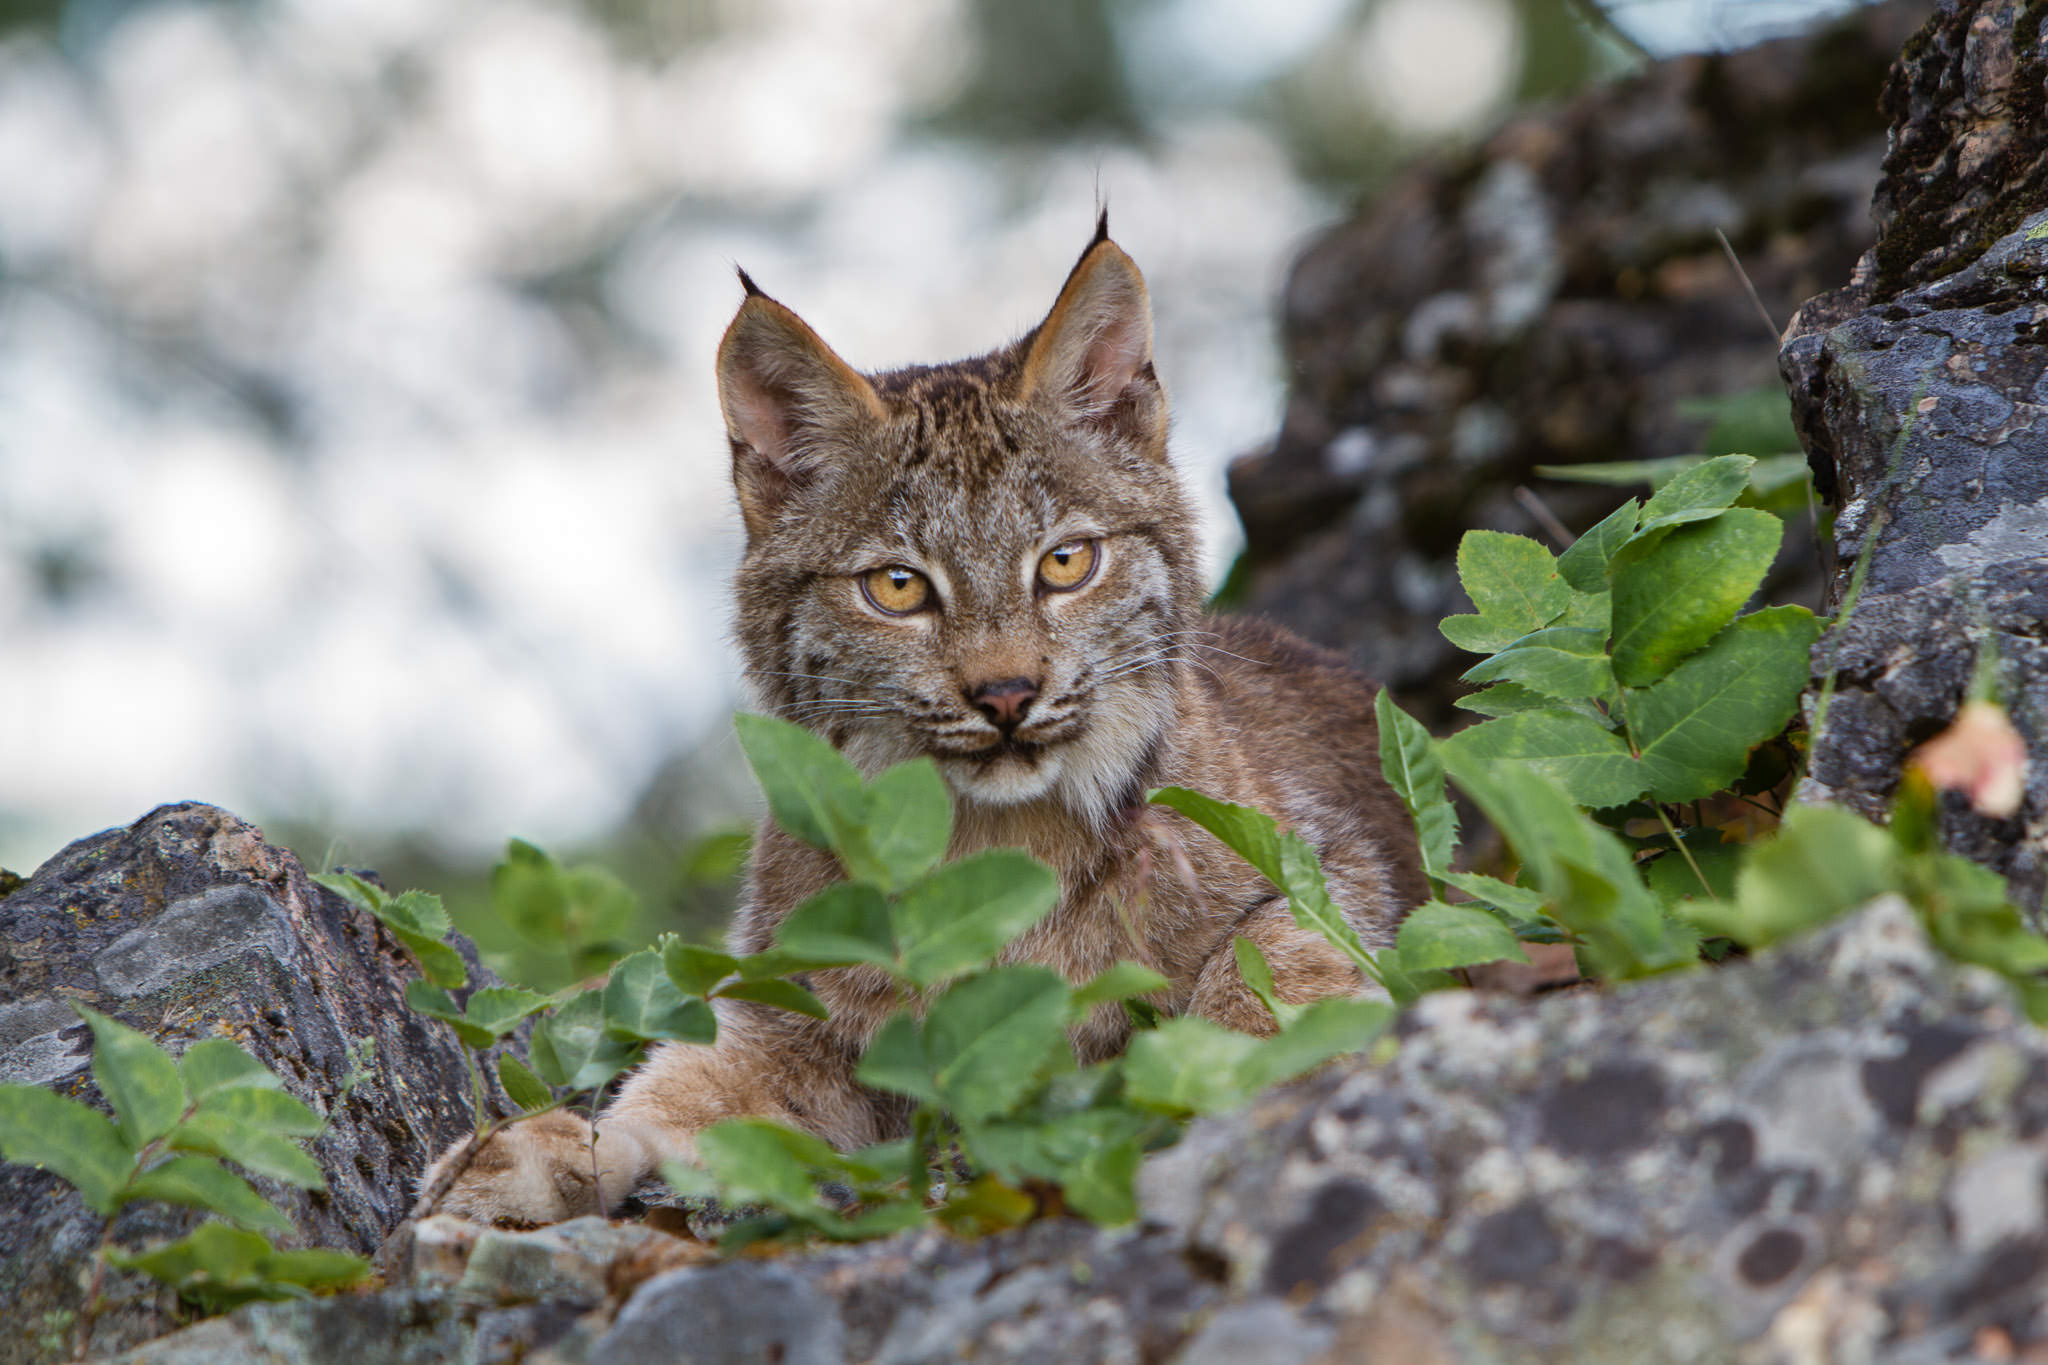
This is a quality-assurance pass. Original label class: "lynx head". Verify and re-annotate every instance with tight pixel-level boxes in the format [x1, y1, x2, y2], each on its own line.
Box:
[719, 216, 1204, 824]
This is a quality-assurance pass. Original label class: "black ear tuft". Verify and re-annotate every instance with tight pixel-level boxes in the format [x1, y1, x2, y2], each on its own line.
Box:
[1090, 205, 1110, 250]
[737, 266, 765, 299]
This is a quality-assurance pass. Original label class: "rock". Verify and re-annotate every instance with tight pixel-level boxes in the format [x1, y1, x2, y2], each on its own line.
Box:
[0, 803, 524, 1362]
[104, 896, 2048, 1363]
[1779, 0, 2048, 914]
[1225, 1, 1926, 728]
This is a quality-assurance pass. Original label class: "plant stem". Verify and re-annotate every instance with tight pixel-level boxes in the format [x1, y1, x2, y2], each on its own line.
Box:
[1656, 805, 1714, 898]
[587, 1088, 608, 1221]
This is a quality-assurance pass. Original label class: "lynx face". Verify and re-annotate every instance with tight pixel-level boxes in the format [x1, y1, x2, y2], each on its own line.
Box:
[719, 221, 1204, 825]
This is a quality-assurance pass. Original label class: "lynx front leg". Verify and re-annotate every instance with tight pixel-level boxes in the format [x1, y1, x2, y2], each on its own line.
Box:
[424, 1001, 892, 1226]
[1185, 896, 1372, 1036]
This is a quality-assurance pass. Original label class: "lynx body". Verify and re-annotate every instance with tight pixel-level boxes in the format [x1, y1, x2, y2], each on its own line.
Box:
[429, 219, 1427, 1225]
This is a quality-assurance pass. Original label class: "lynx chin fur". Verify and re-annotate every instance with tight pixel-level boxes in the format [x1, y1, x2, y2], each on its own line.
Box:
[426, 214, 1427, 1225]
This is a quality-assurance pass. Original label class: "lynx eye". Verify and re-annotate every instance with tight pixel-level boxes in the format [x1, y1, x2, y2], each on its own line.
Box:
[1037, 539, 1099, 592]
[860, 565, 931, 615]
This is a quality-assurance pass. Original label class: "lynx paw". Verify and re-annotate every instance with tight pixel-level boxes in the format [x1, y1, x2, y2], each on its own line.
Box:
[421, 1110, 656, 1227]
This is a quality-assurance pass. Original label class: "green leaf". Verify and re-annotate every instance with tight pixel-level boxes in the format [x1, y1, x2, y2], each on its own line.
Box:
[464, 987, 554, 1039]
[663, 941, 740, 997]
[734, 713, 868, 855]
[1687, 804, 1898, 948]
[712, 978, 829, 1021]
[194, 1084, 323, 1137]
[397, 931, 470, 990]
[404, 980, 496, 1050]
[1070, 961, 1171, 1015]
[604, 951, 716, 1044]
[1558, 589, 1612, 633]
[166, 1113, 324, 1189]
[1535, 456, 1700, 488]
[1555, 499, 1640, 591]
[528, 989, 639, 1091]
[1454, 682, 1613, 726]
[1441, 871, 1550, 920]
[312, 871, 386, 914]
[1123, 1017, 1266, 1116]
[854, 1015, 941, 1105]
[1440, 711, 1644, 810]
[0, 1084, 133, 1213]
[1634, 454, 1756, 534]
[1395, 902, 1529, 972]
[923, 967, 1073, 1123]
[250, 1246, 375, 1294]
[1440, 613, 1524, 655]
[1375, 690, 1457, 877]
[771, 882, 896, 970]
[497, 1054, 554, 1113]
[847, 759, 951, 893]
[382, 889, 452, 939]
[1628, 605, 1822, 802]
[76, 1005, 186, 1149]
[1608, 508, 1782, 686]
[1460, 627, 1616, 703]
[694, 1119, 827, 1215]
[1455, 530, 1571, 638]
[1644, 840, 1741, 906]
[110, 1224, 369, 1312]
[1233, 937, 1303, 1028]
[178, 1040, 282, 1101]
[893, 851, 1060, 988]
[1149, 787, 1381, 986]
[1242, 997, 1394, 1091]
[125, 1154, 292, 1234]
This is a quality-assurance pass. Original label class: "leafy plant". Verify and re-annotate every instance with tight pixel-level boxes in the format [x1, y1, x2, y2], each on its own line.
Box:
[649, 714, 1398, 1242]
[0, 1008, 370, 1351]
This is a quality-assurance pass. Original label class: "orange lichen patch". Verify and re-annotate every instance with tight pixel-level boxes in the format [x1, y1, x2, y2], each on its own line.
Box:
[1910, 700, 2029, 818]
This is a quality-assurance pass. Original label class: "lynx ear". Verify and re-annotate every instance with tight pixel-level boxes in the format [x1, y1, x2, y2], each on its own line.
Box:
[717, 276, 886, 539]
[1020, 225, 1165, 458]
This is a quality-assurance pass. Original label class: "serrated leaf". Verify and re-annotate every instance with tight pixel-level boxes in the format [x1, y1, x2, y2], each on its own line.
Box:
[893, 850, 1060, 988]
[1460, 627, 1616, 703]
[663, 941, 740, 998]
[771, 882, 896, 970]
[1609, 508, 1782, 686]
[1149, 787, 1381, 986]
[76, 1004, 186, 1149]
[1070, 961, 1171, 1015]
[125, 1153, 292, 1233]
[603, 951, 716, 1043]
[1456, 531, 1571, 638]
[1395, 902, 1529, 972]
[404, 980, 496, 1050]
[1375, 690, 1457, 877]
[178, 1040, 282, 1101]
[694, 1119, 826, 1214]
[847, 759, 951, 893]
[391, 926, 468, 990]
[167, 1113, 324, 1189]
[195, 1084, 323, 1137]
[1123, 1018, 1266, 1116]
[1454, 682, 1614, 726]
[923, 967, 1072, 1123]
[0, 1083, 133, 1212]
[311, 871, 386, 914]
[528, 989, 639, 1091]
[1440, 712, 1645, 810]
[465, 987, 554, 1039]
[1232, 937, 1303, 1028]
[734, 713, 868, 856]
[712, 978, 828, 1021]
[111, 1223, 368, 1312]
[1629, 606, 1822, 802]
[1244, 997, 1394, 1091]
[1555, 499, 1640, 591]
[1558, 589, 1612, 633]
[1635, 454, 1756, 534]
[1440, 872, 1563, 940]
[497, 1053, 554, 1112]
[1440, 613, 1524, 655]
[854, 1014, 941, 1105]
[382, 889, 451, 939]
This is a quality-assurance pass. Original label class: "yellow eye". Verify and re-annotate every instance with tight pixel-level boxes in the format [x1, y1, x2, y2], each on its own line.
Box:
[860, 565, 931, 615]
[1038, 539, 1098, 592]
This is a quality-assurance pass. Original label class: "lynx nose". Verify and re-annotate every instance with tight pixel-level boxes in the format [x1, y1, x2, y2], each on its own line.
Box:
[968, 677, 1038, 731]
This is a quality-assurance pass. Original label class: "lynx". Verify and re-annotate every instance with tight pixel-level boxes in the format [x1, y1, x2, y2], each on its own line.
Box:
[428, 215, 1427, 1225]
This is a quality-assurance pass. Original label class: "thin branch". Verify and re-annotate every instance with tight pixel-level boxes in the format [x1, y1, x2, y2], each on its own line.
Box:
[1514, 485, 1577, 549]
[1714, 228, 1780, 341]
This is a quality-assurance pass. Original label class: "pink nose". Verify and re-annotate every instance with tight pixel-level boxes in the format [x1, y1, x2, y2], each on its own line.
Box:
[969, 678, 1038, 729]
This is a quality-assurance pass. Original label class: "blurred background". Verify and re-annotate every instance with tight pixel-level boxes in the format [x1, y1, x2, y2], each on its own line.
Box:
[0, 0, 1872, 974]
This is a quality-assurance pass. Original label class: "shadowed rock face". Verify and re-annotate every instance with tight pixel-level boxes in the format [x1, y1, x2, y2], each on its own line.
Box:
[1780, 0, 2048, 915]
[1223, 1, 1928, 730]
[0, 803, 518, 1362]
